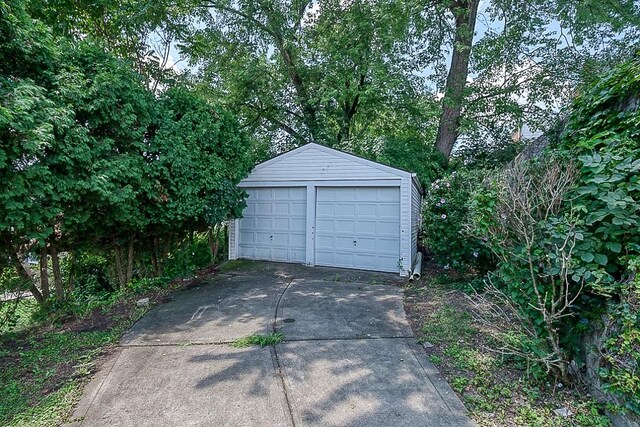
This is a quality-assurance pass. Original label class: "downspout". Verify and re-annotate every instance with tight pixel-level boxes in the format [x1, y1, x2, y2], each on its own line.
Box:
[410, 253, 423, 281]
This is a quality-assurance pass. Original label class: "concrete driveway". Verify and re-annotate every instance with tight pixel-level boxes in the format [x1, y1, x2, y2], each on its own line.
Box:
[70, 261, 474, 427]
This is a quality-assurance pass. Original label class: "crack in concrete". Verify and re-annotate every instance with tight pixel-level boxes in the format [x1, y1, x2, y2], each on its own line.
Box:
[271, 277, 298, 427]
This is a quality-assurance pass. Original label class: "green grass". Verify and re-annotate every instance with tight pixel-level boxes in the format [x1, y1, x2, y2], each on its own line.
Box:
[420, 305, 476, 345]
[230, 332, 285, 348]
[0, 298, 39, 333]
[0, 305, 147, 426]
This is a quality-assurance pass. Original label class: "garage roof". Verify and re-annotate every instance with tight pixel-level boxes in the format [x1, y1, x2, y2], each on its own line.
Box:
[242, 143, 422, 192]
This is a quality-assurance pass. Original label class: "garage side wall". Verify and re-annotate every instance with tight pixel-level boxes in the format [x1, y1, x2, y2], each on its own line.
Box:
[400, 177, 412, 276]
[228, 219, 238, 260]
[411, 180, 422, 266]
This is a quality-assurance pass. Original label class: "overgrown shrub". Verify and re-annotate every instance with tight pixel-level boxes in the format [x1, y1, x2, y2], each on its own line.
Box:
[467, 56, 640, 417]
[599, 257, 640, 414]
[162, 232, 215, 279]
[558, 57, 640, 414]
[421, 170, 492, 271]
[469, 155, 582, 379]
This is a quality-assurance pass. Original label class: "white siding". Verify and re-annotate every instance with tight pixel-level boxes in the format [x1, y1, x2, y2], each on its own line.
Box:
[411, 179, 422, 266]
[242, 146, 400, 183]
[228, 219, 238, 260]
[399, 177, 412, 276]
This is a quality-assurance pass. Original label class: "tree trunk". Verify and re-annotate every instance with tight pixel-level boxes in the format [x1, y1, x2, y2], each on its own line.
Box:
[50, 244, 64, 301]
[276, 40, 321, 143]
[114, 243, 126, 288]
[11, 252, 43, 304]
[39, 248, 51, 301]
[208, 226, 220, 264]
[336, 75, 365, 145]
[126, 238, 134, 285]
[151, 238, 161, 277]
[435, 0, 480, 159]
[67, 251, 77, 293]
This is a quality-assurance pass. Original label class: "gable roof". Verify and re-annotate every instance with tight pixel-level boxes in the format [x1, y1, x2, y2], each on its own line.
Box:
[251, 142, 412, 178]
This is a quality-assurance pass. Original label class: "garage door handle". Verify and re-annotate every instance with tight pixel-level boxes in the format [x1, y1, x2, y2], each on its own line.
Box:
[353, 240, 357, 246]
[270, 235, 274, 240]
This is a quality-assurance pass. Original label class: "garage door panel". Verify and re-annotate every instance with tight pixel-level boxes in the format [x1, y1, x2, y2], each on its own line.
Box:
[316, 218, 334, 232]
[239, 217, 254, 228]
[254, 217, 270, 229]
[334, 236, 356, 250]
[273, 233, 289, 245]
[291, 218, 306, 229]
[255, 247, 271, 258]
[370, 188, 399, 202]
[316, 204, 333, 216]
[378, 205, 399, 218]
[256, 232, 272, 245]
[356, 204, 377, 217]
[273, 217, 290, 230]
[290, 202, 306, 215]
[290, 233, 306, 247]
[315, 187, 400, 273]
[243, 203, 256, 215]
[355, 220, 376, 234]
[239, 231, 255, 244]
[335, 220, 356, 233]
[335, 204, 356, 216]
[355, 237, 377, 252]
[256, 204, 272, 215]
[375, 220, 400, 235]
[238, 187, 306, 263]
[272, 248, 290, 261]
[273, 188, 290, 198]
[335, 188, 356, 200]
[315, 235, 333, 248]
[274, 203, 290, 214]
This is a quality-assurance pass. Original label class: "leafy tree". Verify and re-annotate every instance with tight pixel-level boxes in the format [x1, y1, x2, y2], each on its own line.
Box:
[0, 0, 64, 302]
[29, 0, 188, 90]
[1, 1, 253, 301]
[433, 0, 480, 159]
[422, 0, 640, 159]
[183, 0, 427, 151]
[49, 43, 155, 289]
[143, 87, 252, 275]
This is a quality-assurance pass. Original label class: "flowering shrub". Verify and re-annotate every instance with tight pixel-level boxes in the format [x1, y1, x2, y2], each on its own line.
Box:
[421, 170, 491, 270]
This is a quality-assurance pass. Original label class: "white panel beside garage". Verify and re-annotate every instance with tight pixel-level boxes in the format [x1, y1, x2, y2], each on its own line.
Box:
[315, 187, 400, 273]
[238, 187, 306, 262]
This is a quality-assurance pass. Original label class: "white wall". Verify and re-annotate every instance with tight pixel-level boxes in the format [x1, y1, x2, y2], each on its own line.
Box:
[411, 179, 422, 266]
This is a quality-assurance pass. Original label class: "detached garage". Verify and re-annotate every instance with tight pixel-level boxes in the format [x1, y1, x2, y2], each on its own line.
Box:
[228, 143, 423, 276]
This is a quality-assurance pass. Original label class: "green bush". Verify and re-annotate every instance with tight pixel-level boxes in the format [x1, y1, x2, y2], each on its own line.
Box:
[162, 232, 214, 279]
[557, 57, 640, 413]
[599, 257, 640, 414]
[466, 57, 640, 413]
[68, 253, 115, 302]
[421, 170, 492, 270]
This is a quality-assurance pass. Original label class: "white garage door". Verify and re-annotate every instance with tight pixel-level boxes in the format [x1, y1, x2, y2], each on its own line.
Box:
[315, 187, 400, 273]
[238, 187, 306, 262]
